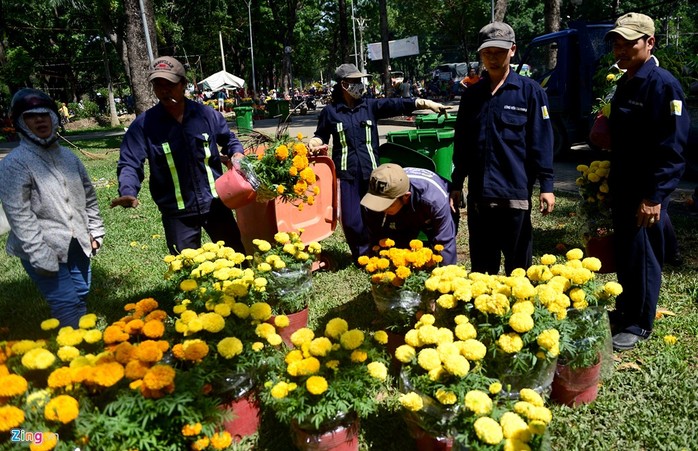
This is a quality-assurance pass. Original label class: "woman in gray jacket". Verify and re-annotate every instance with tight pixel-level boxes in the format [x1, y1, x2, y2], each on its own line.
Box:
[0, 89, 104, 328]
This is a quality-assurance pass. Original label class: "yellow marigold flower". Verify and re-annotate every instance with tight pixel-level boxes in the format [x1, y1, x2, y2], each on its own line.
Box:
[367, 361, 388, 380]
[182, 422, 202, 436]
[454, 322, 477, 341]
[22, 348, 56, 370]
[306, 375, 328, 395]
[443, 354, 470, 377]
[57, 327, 86, 347]
[435, 389, 457, 405]
[664, 335, 678, 345]
[500, 411, 532, 442]
[417, 348, 441, 371]
[519, 388, 544, 407]
[249, 302, 273, 321]
[565, 248, 584, 261]
[409, 239, 424, 250]
[274, 232, 291, 244]
[275, 144, 289, 160]
[210, 431, 233, 450]
[350, 349, 368, 362]
[540, 254, 556, 265]
[604, 281, 623, 296]
[509, 312, 535, 333]
[489, 382, 502, 394]
[78, 313, 97, 329]
[340, 329, 364, 350]
[536, 329, 560, 351]
[526, 406, 553, 424]
[309, 337, 333, 357]
[179, 279, 198, 291]
[44, 395, 79, 424]
[291, 328, 315, 347]
[231, 302, 250, 319]
[57, 346, 80, 362]
[395, 344, 416, 363]
[200, 312, 225, 333]
[474, 416, 504, 445]
[582, 257, 602, 272]
[143, 365, 176, 390]
[83, 329, 102, 344]
[271, 381, 291, 398]
[325, 318, 349, 339]
[0, 405, 25, 431]
[272, 315, 289, 329]
[528, 419, 547, 435]
[0, 374, 28, 396]
[459, 339, 487, 361]
[465, 390, 493, 415]
[399, 392, 424, 411]
[436, 293, 458, 309]
[373, 330, 388, 345]
[41, 318, 60, 331]
[47, 367, 73, 389]
[256, 322, 276, 339]
[497, 333, 524, 354]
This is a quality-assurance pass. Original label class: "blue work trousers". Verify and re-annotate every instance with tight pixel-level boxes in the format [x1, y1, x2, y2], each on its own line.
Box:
[339, 177, 371, 262]
[611, 201, 668, 337]
[467, 201, 532, 275]
[22, 238, 90, 328]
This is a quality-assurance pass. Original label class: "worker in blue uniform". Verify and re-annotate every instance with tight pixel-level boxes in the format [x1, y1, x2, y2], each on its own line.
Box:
[111, 56, 246, 255]
[309, 64, 446, 262]
[605, 13, 689, 351]
[361, 164, 457, 265]
[449, 22, 555, 276]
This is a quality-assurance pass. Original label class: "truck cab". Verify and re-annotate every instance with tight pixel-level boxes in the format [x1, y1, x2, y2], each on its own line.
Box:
[517, 21, 614, 157]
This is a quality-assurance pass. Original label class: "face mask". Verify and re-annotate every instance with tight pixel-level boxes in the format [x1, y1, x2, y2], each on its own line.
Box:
[344, 82, 365, 100]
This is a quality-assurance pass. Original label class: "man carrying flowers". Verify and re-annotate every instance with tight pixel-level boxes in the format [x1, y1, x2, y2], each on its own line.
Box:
[360, 164, 457, 265]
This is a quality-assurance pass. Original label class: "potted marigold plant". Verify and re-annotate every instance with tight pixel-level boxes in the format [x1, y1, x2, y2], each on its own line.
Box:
[358, 239, 444, 333]
[423, 264, 563, 398]
[546, 249, 623, 406]
[259, 318, 391, 451]
[575, 160, 615, 272]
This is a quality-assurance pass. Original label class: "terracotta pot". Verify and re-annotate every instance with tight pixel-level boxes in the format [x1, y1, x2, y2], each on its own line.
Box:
[290, 414, 360, 451]
[269, 307, 309, 347]
[408, 424, 453, 451]
[551, 361, 602, 406]
[585, 235, 615, 273]
[222, 390, 261, 441]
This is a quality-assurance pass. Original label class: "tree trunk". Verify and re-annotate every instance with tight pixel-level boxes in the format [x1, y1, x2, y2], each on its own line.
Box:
[338, 0, 349, 63]
[100, 39, 120, 127]
[494, 0, 508, 22]
[379, 0, 390, 95]
[123, 0, 157, 115]
[544, 0, 560, 69]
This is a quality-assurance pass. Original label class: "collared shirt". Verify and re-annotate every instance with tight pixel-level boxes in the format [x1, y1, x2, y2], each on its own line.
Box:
[314, 97, 417, 180]
[363, 167, 457, 264]
[451, 71, 554, 203]
[117, 99, 243, 218]
[0, 139, 105, 272]
[608, 58, 688, 205]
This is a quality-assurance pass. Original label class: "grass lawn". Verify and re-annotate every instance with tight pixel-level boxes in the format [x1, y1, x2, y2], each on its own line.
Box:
[1, 140, 696, 450]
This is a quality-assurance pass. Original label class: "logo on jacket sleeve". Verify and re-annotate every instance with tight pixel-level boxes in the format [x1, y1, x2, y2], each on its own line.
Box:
[541, 106, 550, 120]
[670, 100, 682, 116]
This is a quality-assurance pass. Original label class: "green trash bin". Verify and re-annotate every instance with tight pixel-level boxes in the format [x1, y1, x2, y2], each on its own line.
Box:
[385, 129, 455, 181]
[234, 106, 254, 133]
[266, 99, 291, 119]
[414, 113, 457, 129]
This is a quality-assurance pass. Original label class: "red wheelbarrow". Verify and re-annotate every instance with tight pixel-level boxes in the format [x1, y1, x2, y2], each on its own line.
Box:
[234, 154, 339, 271]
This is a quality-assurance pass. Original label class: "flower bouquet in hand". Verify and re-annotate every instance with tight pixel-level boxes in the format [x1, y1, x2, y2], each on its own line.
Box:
[238, 133, 320, 209]
[358, 239, 444, 332]
[259, 318, 391, 433]
[575, 160, 613, 238]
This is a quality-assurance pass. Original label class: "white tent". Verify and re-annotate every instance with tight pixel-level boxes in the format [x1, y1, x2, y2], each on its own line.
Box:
[197, 70, 245, 91]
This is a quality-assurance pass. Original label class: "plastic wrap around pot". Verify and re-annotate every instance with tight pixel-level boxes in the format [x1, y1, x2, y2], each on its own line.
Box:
[266, 264, 313, 314]
[371, 285, 424, 331]
[496, 354, 557, 400]
[398, 367, 459, 440]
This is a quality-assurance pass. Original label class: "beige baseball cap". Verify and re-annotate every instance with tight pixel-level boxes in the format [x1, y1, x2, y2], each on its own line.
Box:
[360, 164, 410, 212]
[148, 56, 186, 83]
[606, 13, 655, 41]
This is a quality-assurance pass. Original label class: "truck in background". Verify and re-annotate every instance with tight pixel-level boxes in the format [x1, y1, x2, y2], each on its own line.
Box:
[516, 21, 614, 157]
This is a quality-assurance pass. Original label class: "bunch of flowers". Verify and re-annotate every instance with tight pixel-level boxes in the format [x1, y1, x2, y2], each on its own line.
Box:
[551, 249, 623, 369]
[0, 302, 238, 451]
[422, 264, 564, 395]
[395, 314, 553, 449]
[251, 231, 321, 315]
[259, 318, 391, 431]
[575, 160, 613, 237]
[359, 239, 444, 331]
[239, 133, 319, 209]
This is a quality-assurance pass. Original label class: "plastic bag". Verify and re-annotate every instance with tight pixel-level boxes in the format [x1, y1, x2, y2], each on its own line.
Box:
[589, 113, 611, 150]
[0, 202, 10, 235]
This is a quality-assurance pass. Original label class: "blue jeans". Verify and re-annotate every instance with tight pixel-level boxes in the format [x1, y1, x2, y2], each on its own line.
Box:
[22, 239, 91, 328]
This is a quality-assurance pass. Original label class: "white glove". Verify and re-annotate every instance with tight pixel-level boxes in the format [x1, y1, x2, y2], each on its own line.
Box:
[308, 137, 324, 150]
[415, 98, 446, 113]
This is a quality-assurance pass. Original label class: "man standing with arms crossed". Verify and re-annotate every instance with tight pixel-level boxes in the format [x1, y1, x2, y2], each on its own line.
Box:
[450, 22, 555, 276]
[604, 13, 689, 351]
[111, 56, 246, 255]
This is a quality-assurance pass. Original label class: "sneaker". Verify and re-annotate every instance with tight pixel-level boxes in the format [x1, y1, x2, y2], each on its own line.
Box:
[612, 332, 647, 351]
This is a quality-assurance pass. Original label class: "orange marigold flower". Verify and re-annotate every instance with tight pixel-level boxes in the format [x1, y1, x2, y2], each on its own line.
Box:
[0, 374, 28, 397]
[135, 340, 164, 363]
[44, 395, 79, 424]
[0, 405, 25, 432]
[192, 437, 210, 451]
[124, 360, 150, 380]
[125, 319, 145, 335]
[183, 340, 209, 362]
[210, 431, 233, 449]
[143, 364, 176, 390]
[144, 310, 168, 322]
[182, 422, 202, 436]
[172, 343, 186, 360]
[113, 342, 135, 364]
[136, 298, 159, 314]
[47, 367, 74, 389]
[103, 325, 129, 344]
[90, 362, 124, 387]
[28, 431, 58, 450]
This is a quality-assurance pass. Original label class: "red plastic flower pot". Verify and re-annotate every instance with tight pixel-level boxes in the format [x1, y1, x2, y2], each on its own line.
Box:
[551, 360, 602, 406]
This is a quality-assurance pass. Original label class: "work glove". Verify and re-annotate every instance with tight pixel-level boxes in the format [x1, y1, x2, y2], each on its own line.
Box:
[415, 98, 446, 114]
[308, 137, 324, 151]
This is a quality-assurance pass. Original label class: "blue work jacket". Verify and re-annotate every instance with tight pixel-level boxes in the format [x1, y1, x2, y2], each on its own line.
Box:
[363, 167, 457, 265]
[314, 97, 417, 180]
[451, 70, 554, 201]
[117, 99, 243, 218]
[608, 58, 688, 205]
